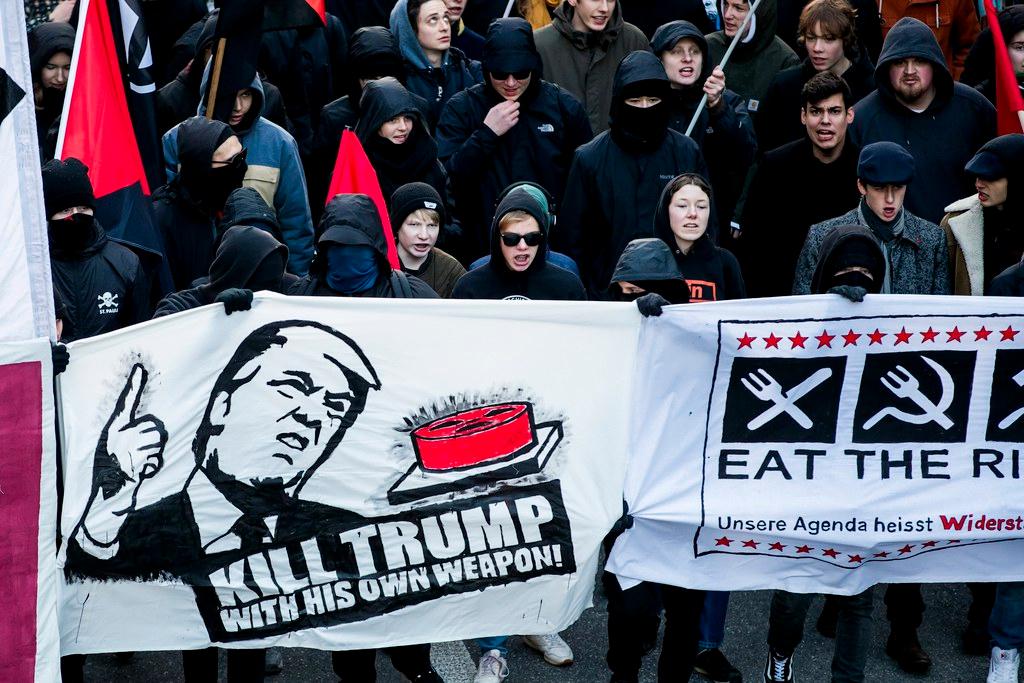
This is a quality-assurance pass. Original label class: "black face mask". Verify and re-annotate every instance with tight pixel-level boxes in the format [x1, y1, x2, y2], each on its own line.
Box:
[245, 251, 286, 292]
[39, 86, 66, 117]
[611, 100, 671, 153]
[830, 269, 877, 293]
[48, 213, 96, 255]
[204, 155, 248, 212]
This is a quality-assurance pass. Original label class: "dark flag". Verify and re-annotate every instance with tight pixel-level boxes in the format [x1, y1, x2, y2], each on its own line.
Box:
[56, 0, 172, 298]
[264, 0, 326, 30]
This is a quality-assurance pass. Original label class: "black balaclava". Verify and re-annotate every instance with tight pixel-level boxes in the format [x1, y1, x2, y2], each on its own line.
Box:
[176, 116, 247, 213]
[811, 225, 886, 295]
[610, 52, 673, 153]
[42, 158, 98, 257]
[200, 225, 288, 297]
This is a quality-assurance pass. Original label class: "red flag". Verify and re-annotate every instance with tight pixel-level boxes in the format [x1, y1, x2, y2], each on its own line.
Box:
[263, 0, 326, 30]
[984, 0, 1024, 134]
[326, 130, 401, 269]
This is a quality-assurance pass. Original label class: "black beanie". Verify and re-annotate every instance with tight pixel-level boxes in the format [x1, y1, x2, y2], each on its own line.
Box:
[389, 182, 446, 233]
[41, 158, 95, 219]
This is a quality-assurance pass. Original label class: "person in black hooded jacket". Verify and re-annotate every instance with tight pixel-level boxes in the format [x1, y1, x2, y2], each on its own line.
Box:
[355, 78, 448, 205]
[653, 173, 746, 302]
[850, 17, 995, 225]
[651, 20, 756, 229]
[289, 194, 437, 299]
[218, 186, 285, 243]
[556, 50, 710, 300]
[28, 21, 74, 160]
[153, 117, 248, 290]
[436, 17, 592, 260]
[451, 185, 585, 300]
[44, 158, 151, 341]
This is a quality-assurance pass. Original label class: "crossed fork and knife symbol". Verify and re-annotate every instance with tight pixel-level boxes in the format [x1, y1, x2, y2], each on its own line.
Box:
[741, 368, 832, 430]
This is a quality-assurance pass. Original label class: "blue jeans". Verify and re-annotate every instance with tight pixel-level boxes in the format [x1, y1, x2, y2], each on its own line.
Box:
[476, 637, 509, 657]
[699, 591, 730, 649]
[990, 582, 1024, 650]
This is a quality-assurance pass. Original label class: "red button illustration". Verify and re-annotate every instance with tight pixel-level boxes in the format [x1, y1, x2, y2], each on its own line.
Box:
[411, 403, 537, 471]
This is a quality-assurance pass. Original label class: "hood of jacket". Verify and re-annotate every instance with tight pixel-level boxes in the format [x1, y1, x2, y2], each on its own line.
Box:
[653, 173, 718, 251]
[390, 0, 453, 72]
[29, 21, 75, 82]
[355, 77, 428, 142]
[716, 0, 780, 57]
[488, 186, 551, 277]
[175, 116, 235, 200]
[810, 224, 886, 294]
[481, 17, 543, 77]
[651, 20, 714, 99]
[220, 186, 282, 240]
[198, 64, 266, 135]
[607, 237, 690, 300]
[551, 0, 625, 51]
[312, 194, 391, 277]
[612, 50, 673, 104]
[200, 225, 288, 296]
[874, 17, 953, 110]
[347, 26, 405, 103]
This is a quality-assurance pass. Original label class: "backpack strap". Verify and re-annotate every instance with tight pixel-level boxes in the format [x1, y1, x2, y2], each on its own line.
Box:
[390, 270, 414, 298]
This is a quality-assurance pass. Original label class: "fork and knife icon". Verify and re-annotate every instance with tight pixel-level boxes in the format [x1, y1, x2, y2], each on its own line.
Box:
[741, 368, 833, 430]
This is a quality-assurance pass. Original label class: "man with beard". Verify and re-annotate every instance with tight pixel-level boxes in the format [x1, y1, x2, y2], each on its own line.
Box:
[850, 17, 995, 225]
[27, 21, 74, 160]
[742, 72, 860, 296]
[556, 50, 709, 300]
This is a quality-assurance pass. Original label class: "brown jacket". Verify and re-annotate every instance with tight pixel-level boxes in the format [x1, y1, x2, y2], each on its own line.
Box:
[879, 0, 980, 79]
[534, 1, 650, 133]
[940, 194, 984, 295]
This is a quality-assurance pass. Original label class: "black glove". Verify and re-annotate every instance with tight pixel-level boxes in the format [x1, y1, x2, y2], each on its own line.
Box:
[827, 285, 867, 302]
[214, 288, 254, 315]
[636, 293, 670, 317]
[610, 499, 634, 536]
[51, 343, 69, 375]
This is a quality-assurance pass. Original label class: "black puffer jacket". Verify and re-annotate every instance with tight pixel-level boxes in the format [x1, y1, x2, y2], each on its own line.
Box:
[51, 222, 150, 341]
[556, 51, 710, 299]
[451, 187, 586, 300]
[653, 176, 746, 303]
[355, 79, 448, 205]
[289, 194, 437, 298]
[154, 225, 289, 317]
[651, 21, 757, 226]
[436, 18, 593, 259]
[850, 17, 995, 224]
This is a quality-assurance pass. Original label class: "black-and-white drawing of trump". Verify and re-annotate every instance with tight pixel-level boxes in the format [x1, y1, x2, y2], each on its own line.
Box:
[65, 320, 380, 582]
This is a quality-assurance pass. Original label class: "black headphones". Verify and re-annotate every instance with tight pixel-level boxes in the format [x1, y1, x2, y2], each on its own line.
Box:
[493, 181, 557, 230]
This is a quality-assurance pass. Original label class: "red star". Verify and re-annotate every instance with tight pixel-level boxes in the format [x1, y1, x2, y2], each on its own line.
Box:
[795, 545, 813, 554]
[737, 332, 756, 349]
[847, 554, 864, 563]
[715, 536, 732, 547]
[769, 542, 786, 552]
[894, 327, 913, 345]
[920, 327, 939, 343]
[1001, 326, 1019, 341]
[842, 330, 861, 347]
[946, 326, 965, 343]
[976, 326, 992, 341]
[822, 548, 840, 558]
[897, 544, 914, 554]
[816, 330, 836, 348]
[873, 551, 890, 558]
[789, 332, 808, 349]
[868, 329, 887, 345]
[921, 540, 938, 548]
[742, 539, 759, 548]
[763, 333, 782, 349]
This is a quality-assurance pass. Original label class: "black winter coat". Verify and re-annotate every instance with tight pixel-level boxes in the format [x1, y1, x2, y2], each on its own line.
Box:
[850, 18, 995, 224]
[990, 263, 1024, 297]
[621, 0, 713, 38]
[754, 56, 875, 154]
[52, 224, 150, 342]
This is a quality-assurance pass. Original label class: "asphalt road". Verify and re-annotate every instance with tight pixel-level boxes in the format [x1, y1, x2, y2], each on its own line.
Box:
[82, 581, 1000, 682]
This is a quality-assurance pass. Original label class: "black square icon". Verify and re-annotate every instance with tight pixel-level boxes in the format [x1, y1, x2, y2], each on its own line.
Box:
[722, 356, 846, 443]
[853, 351, 975, 443]
[986, 349, 1024, 442]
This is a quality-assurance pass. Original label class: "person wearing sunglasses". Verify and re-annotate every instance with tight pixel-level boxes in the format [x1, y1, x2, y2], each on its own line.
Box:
[437, 17, 592, 261]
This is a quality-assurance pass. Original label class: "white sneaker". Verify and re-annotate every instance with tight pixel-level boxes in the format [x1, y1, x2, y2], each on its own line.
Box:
[523, 632, 574, 666]
[988, 647, 1021, 683]
[474, 649, 509, 683]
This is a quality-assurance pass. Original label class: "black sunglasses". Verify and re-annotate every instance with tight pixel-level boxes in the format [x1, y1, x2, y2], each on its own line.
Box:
[212, 147, 248, 168]
[492, 70, 531, 81]
[500, 231, 544, 247]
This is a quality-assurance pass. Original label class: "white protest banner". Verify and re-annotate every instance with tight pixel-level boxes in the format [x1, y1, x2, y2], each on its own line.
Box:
[608, 295, 1024, 595]
[0, 339, 59, 683]
[57, 294, 637, 653]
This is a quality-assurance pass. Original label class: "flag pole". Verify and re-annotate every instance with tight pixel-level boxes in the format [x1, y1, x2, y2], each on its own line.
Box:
[205, 37, 227, 120]
[1018, 109, 1024, 133]
[685, 0, 764, 137]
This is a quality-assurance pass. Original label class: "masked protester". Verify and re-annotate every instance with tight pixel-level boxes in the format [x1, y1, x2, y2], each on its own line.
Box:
[219, 186, 285, 244]
[355, 78, 448, 204]
[389, 182, 466, 297]
[28, 21, 74, 160]
[557, 50, 710, 300]
[154, 117, 248, 290]
[44, 158, 151, 341]
[608, 238, 691, 304]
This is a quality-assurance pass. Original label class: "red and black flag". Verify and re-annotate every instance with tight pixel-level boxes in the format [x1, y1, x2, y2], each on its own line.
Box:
[263, 0, 326, 30]
[985, 0, 1024, 134]
[56, 0, 172, 295]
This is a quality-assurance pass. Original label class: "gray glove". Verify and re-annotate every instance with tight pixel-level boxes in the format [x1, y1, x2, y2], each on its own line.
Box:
[828, 285, 867, 302]
[636, 293, 670, 317]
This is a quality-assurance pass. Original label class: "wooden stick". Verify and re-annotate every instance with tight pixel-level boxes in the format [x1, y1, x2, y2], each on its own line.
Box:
[205, 37, 227, 120]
